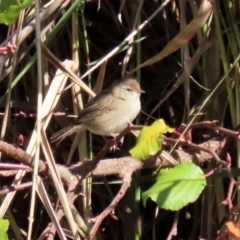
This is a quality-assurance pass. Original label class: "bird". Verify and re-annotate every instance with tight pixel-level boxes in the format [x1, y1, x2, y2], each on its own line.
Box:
[50, 78, 144, 144]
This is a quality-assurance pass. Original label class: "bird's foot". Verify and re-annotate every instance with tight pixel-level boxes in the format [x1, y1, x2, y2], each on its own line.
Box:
[106, 134, 125, 151]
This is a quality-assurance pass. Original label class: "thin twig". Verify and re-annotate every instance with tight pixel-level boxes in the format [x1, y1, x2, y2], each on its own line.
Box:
[0, 182, 32, 195]
[166, 211, 180, 240]
[87, 171, 132, 240]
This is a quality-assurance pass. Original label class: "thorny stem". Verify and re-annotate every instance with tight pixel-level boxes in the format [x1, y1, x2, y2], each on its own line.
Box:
[164, 136, 228, 166]
[87, 172, 132, 240]
[166, 211, 180, 240]
[181, 121, 240, 140]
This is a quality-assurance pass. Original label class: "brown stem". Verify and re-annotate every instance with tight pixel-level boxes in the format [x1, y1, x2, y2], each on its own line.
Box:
[166, 211, 180, 240]
[87, 171, 132, 240]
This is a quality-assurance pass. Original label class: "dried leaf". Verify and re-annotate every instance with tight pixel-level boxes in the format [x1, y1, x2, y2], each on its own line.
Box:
[226, 221, 240, 240]
[130, 0, 212, 73]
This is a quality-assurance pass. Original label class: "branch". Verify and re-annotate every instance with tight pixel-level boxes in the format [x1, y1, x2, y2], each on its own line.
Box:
[87, 171, 133, 240]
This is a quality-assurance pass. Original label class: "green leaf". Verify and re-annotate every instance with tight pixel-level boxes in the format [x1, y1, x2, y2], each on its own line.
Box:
[129, 119, 174, 160]
[0, 0, 33, 25]
[142, 163, 206, 211]
[0, 219, 9, 240]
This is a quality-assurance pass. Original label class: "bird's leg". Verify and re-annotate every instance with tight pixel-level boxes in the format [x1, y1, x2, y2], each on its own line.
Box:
[118, 136, 124, 146]
[103, 135, 119, 151]
[104, 122, 133, 151]
[109, 133, 120, 151]
[109, 123, 133, 149]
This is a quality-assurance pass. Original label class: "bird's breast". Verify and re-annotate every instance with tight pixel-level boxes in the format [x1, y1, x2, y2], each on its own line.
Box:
[84, 97, 141, 136]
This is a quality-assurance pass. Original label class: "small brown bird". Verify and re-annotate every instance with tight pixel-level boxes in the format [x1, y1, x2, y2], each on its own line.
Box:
[50, 78, 144, 143]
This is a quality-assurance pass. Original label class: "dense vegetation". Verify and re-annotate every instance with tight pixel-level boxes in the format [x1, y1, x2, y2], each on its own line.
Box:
[0, 0, 240, 239]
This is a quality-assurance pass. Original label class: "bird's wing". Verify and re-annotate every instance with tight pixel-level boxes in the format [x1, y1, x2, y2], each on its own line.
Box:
[76, 90, 114, 123]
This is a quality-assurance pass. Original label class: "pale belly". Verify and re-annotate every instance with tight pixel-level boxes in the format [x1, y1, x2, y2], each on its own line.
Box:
[84, 100, 141, 136]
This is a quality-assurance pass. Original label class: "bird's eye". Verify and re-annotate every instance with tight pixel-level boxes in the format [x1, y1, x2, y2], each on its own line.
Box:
[126, 88, 132, 92]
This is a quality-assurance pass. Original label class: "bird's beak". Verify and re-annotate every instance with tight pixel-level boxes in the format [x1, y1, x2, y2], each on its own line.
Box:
[139, 89, 145, 93]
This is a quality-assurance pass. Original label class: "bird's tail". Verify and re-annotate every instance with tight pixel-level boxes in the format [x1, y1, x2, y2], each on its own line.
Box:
[50, 124, 83, 143]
